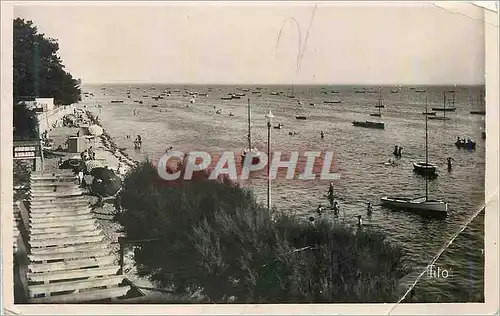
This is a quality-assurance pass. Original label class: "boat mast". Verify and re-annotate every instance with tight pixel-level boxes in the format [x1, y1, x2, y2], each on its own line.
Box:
[425, 97, 429, 201]
[247, 98, 252, 149]
[378, 90, 382, 115]
[443, 91, 447, 119]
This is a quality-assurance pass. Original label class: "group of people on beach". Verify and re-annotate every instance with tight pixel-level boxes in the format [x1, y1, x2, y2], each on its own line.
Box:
[80, 146, 96, 161]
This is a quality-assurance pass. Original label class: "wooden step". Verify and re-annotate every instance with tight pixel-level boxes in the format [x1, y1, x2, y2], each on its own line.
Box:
[29, 249, 111, 262]
[30, 235, 104, 248]
[29, 242, 108, 255]
[29, 218, 97, 229]
[28, 201, 91, 209]
[30, 224, 98, 235]
[29, 285, 130, 304]
[30, 204, 92, 212]
[28, 275, 125, 297]
[29, 198, 89, 205]
[30, 229, 102, 241]
[30, 179, 78, 185]
[29, 191, 83, 197]
[28, 265, 121, 282]
[30, 185, 81, 190]
[28, 255, 116, 273]
[30, 213, 94, 224]
[30, 182, 80, 188]
[30, 208, 92, 218]
[31, 173, 76, 180]
[29, 195, 88, 202]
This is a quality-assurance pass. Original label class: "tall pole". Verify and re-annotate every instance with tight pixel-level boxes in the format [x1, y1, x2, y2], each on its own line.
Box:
[266, 111, 274, 212]
[247, 98, 252, 149]
[267, 120, 271, 212]
[425, 97, 429, 201]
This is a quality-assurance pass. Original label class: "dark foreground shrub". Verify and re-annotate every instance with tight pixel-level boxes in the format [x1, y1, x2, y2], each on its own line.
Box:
[117, 161, 410, 303]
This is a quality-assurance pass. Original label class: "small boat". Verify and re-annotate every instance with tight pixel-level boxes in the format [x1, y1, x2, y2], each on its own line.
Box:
[110, 100, 124, 103]
[455, 140, 476, 150]
[241, 98, 261, 165]
[469, 88, 486, 115]
[433, 107, 456, 111]
[370, 90, 384, 117]
[380, 196, 447, 217]
[352, 120, 385, 129]
[413, 162, 437, 176]
[296, 115, 307, 120]
[482, 132, 486, 139]
[431, 91, 455, 119]
[331, 91, 339, 94]
[413, 98, 437, 178]
[235, 93, 245, 97]
[139, 101, 143, 104]
[428, 116, 450, 121]
[415, 89, 426, 93]
[274, 123, 284, 129]
[374, 105, 385, 108]
[231, 95, 241, 99]
[324, 100, 341, 104]
[391, 89, 399, 93]
[355, 90, 366, 94]
[309, 103, 315, 106]
[151, 105, 158, 108]
[270, 91, 279, 96]
[221, 96, 232, 100]
[422, 112, 436, 115]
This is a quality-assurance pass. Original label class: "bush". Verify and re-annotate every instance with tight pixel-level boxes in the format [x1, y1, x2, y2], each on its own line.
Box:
[117, 160, 411, 303]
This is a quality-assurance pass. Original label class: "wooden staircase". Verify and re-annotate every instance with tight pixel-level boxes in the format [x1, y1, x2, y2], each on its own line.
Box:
[25, 171, 130, 303]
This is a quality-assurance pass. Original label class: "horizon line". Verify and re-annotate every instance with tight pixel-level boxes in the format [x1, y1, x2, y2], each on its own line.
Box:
[81, 82, 485, 87]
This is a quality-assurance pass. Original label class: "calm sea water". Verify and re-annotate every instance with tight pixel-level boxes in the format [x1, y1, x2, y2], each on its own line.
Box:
[82, 84, 485, 302]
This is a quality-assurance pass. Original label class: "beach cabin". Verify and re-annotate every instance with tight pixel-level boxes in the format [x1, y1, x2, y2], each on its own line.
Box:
[22, 98, 55, 112]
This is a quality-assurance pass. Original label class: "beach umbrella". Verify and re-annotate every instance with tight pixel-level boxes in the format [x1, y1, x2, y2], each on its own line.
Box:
[90, 167, 114, 181]
[90, 174, 121, 197]
[88, 124, 103, 136]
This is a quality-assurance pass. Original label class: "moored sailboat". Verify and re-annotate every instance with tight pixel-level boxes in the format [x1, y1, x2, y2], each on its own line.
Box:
[432, 91, 456, 112]
[370, 90, 384, 117]
[381, 99, 448, 217]
[241, 98, 261, 165]
[429, 91, 452, 120]
[413, 98, 438, 177]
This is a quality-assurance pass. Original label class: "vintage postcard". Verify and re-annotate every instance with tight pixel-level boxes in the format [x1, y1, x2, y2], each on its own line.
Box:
[1, 1, 498, 315]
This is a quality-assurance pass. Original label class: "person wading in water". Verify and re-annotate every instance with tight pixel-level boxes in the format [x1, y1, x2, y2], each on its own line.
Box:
[447, 157, 455, 171]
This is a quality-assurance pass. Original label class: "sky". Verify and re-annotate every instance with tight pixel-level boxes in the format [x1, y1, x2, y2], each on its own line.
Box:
[14, 1, 486, 85]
